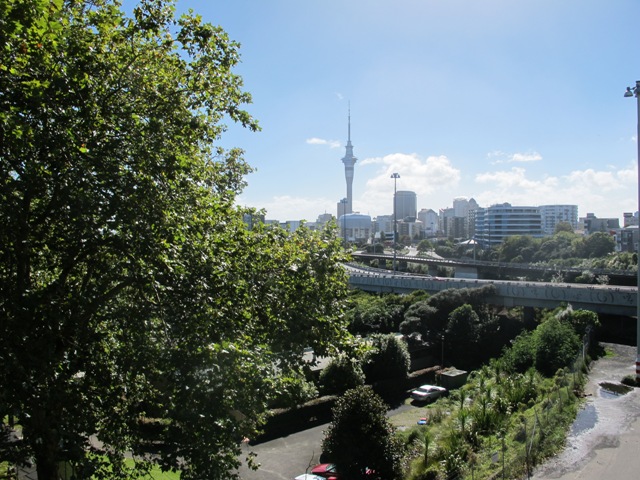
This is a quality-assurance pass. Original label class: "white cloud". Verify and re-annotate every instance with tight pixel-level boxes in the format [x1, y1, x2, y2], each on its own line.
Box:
[474, 164, 637, 219]
[241, 160, 637, 225]
[488, 150, 543, 164]
[354, 153, 461, 216]
[306, 137, 341, 148]
[511, 152, 542, 163]
[565, 168, 629, 191]
[241, 195, 337, 222]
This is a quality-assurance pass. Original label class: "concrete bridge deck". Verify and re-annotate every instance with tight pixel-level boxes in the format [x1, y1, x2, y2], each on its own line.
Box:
[346, 265, 637, 317]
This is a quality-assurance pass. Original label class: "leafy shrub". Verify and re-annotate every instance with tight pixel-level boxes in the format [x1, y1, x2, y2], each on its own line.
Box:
[502, 331, 536, 373]
[363, 333, 411, 383]
[269, 370, 319, 408]
[534, 318, 581, 376]
[319, 354, 365, 395]
[322, 386, 405, 480]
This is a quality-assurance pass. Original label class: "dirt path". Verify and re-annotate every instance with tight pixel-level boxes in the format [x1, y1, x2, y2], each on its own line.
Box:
[532, 343, 640, 479]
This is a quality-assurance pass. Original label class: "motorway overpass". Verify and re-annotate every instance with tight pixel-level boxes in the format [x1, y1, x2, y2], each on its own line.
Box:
[346, 266, 637, 317]
[351, 252, 636, 284]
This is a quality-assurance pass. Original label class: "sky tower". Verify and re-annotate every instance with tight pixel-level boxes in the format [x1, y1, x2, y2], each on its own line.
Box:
[341, 109, 357, 214]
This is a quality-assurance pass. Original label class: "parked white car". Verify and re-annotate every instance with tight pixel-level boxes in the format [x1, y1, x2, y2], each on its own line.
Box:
[410, 384, 447, 402]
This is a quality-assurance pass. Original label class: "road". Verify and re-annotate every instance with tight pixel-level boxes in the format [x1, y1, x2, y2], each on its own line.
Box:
[236, 402, 413, 480]
[532, 343, 640, 480]
[237, 423, 327, 480]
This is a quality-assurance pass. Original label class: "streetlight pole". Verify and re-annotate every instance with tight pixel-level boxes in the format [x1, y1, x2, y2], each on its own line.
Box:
[391, 173, 400, 272]
[625, 81, 640, 382]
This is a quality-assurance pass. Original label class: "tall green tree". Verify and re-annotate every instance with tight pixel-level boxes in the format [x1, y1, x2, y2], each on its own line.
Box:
[362, 333, 410, 383]
[322, 386, 405, 480]
[0, 1, 350, 479]
[554, 221, 574, 234]
[445, 304, 480, 368]
[498, 235, 539, 263]
[416, 239, 434, 253]
[580, 231, 616, 258]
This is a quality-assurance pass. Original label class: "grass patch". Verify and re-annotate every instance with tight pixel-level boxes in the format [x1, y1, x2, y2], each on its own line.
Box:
[124, 460, 180, 480]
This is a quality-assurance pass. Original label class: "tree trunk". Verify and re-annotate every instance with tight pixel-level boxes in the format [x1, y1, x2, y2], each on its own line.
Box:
[34, 444, 59, 480]
[31, 405, 62, 480]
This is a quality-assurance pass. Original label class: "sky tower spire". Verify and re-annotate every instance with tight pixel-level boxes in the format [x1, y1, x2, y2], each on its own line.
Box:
[341, 105, 357, 214]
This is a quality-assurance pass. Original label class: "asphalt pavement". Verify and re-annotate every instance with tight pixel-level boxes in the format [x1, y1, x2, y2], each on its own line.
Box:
[532, 342, 640, 480]
[237, 423, 327, 480]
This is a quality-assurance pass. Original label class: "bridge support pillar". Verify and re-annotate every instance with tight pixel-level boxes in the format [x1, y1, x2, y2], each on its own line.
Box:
[454, 266, 478, 279]
[523, 306, 536, 327]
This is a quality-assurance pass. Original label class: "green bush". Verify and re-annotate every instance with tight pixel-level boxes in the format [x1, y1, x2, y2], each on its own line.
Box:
[319, 354, 365, 395]
[322, 386, 405, 480]
[502, 331, 536, 373]
[363, 334, 411, 383]
[534, 318, 581, 377]
[269, 370, 319, 409]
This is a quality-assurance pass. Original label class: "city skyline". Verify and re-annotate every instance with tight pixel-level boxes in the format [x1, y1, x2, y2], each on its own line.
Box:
[137, 0, 640, 223]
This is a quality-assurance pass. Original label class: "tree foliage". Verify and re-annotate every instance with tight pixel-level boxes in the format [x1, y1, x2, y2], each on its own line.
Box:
[401, 301, 438, 338]
[322, 386, 405, 480]
[363, 334, 411, 383]
[502, 309, 583, 376]
[445, 304, 481, 368]
[534, 317, 581, 376]
[0, 1, 350, 478]
[346, 292, 405, 336]
[416, 239, 434, 253]
[579, 231, 616, 258]
[554, 221, 574, 234]
[425, 284, 496, 334]
[319, 354, 365, 396]
[492, 230, 617, 266]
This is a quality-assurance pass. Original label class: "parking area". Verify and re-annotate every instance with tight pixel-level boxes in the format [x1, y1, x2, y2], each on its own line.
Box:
[236, 423, 327, 480]
[236, 401, 414, 480]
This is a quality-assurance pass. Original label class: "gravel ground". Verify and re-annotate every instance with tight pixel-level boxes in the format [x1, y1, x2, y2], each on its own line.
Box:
[531, 342, 640, 479]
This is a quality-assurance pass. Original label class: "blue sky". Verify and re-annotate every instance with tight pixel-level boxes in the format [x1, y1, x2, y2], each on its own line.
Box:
[146, 1, 639, 222]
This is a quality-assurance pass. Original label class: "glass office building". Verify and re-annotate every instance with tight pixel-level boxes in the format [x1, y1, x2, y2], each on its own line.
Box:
[474, 203, 543, 248]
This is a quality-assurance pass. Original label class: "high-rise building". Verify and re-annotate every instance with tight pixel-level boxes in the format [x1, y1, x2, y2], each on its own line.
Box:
[372, 215, 394, 242]
[474, 203, 543, 248]
[539, 205, 578, 235]
[450, 197, 479, 239]
[418, 208, 439, 237]
[341, 110, 357, 215]
[336, 198, 348, 219]
[453, 197, 471, 217]
[395, 191, 417, 221]
[338, 213, 372, 243]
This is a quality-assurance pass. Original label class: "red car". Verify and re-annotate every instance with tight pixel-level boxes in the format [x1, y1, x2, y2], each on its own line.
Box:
[311, 463, 341, 480]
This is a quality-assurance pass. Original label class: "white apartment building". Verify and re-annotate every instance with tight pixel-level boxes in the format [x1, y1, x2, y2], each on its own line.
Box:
[539, 204, 578, 235]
